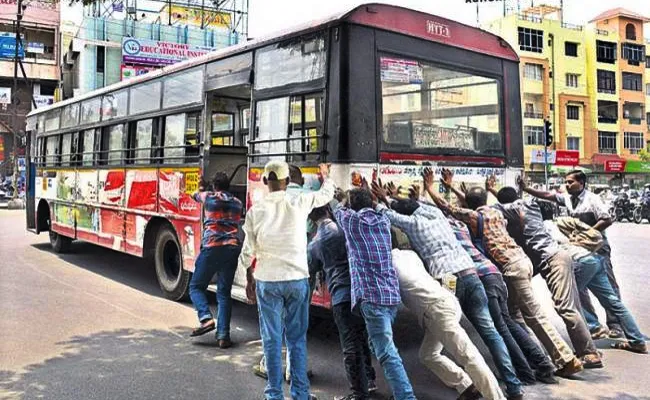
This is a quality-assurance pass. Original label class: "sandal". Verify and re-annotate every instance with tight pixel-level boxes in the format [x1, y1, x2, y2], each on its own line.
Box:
[190, 320, 215, 337]
[611, 341, 648, 354]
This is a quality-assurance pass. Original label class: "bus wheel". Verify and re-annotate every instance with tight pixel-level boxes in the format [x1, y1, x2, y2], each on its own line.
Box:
[154, 226, 190, 301]
[49, 230, 72, 253]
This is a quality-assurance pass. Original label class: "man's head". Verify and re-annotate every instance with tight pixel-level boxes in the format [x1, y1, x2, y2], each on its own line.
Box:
[391, 198, 420, 216]
[308, 204, 330, 223]
[263, 160, 290, 192]
[289, 165, 304, 186]
[497, 186, 519, 204]
[537, 199, 556, 221]
[348, 188, 373, 211]
[211, 172, 230, 192]
[565, 170, 587, 195]
[465, 187, 488, 210]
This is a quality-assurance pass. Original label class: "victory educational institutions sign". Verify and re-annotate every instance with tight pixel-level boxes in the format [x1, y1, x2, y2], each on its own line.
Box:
[122, 38, 214, 67]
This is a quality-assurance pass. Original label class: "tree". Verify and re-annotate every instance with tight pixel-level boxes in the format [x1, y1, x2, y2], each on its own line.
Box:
[639, 147, 650, 162]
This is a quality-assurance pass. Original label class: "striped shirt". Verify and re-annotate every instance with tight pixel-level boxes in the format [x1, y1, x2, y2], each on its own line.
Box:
[334, 206, 401, 309]
[376, 201, 475, 279]
[445, 216, 500, 277]
[193, 190, 243, 248]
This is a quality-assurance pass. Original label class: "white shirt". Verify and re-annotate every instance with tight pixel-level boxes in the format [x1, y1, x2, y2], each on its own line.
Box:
[391, 249, 459, 326]
[238, 179, 335, 282]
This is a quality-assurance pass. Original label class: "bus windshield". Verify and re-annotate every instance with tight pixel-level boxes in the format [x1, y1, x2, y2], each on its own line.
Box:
[379, 55, 504, 157]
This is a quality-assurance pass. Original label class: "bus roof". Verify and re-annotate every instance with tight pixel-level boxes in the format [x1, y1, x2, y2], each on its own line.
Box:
[28, 3, 518, 118]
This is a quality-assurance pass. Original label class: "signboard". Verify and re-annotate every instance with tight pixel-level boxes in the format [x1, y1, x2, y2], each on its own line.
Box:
[0, 32, 24, 59]
[624, 161, 650, 173]
[0, 87, 10, 104]
[530, 149, 556, 164]
[168, 5, 231, 29]
[26, 42, 44, 54]
[17, 157, 25, 172]
[555, 150, 580, 166]
[380, 57, 423, 84]
[604, 160, 626, 172]
[412, 123, 475, 150]
[120, 64, 155, 80]
[121, 37, 214, 67]
[33, 95, 54, 109]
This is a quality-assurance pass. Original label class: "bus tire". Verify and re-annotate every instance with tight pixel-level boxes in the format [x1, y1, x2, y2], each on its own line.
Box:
[153, 225, 190, 301]
[49, 230, 72, 253]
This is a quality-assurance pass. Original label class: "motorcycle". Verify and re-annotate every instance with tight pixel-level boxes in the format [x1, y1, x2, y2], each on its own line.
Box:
[612, 192, 635, 222]
[633, 195, 650, 224]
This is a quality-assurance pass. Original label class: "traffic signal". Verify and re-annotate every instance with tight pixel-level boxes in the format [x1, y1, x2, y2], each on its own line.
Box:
[544, 119, 553, 147]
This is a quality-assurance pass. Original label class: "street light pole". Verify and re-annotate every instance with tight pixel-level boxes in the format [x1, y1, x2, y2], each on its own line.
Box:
[11, 0, 24, 201]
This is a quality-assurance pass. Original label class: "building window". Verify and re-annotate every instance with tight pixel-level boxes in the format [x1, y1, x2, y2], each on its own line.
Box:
[646, 56, 650, 68]
[524, 63, 543, 80]
[598, 100, 618, 123]
[597, 70, 616, 93]
[565, 42, 578, 57]
[525, 125, 545, 145]
[567, 137, 580, 151]
[624, 132, 644, 153]
[647, 112, 650, 126]
[598, 131, 617, 154]
[567, 105, 580, 120]
[96, 46, 105, 74]
[518, 27, 544, 53]
[596, 40, 617, 63]
[622, 72, 642, 91]
[622, 43, 645, 65]
[646, 83, 650, 96]
[566, 73, 579, 87]
[625, 23, 636, 40]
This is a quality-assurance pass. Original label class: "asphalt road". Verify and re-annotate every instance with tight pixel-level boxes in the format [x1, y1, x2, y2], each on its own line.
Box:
[1, 209, 649, 400]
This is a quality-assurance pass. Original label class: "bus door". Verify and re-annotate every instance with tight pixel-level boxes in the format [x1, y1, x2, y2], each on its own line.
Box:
[25, 123, 38, 231]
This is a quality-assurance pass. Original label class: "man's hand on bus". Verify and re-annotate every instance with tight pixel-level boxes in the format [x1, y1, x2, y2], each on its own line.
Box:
[371, 180, 389, 205]
[422, 167, 435, 192]
[409, 184, 421, 200]
[516, 171, 528, 190]
[440, 168, 454, 188]
[486, 175, 498, 197]
[334, 187, 347, 204]
[318, 163, 331, 179]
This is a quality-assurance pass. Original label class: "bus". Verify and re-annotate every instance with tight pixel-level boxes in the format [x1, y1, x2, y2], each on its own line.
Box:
[24, 3, 523, 308]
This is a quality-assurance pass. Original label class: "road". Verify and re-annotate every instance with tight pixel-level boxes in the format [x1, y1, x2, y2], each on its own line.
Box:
[1, 209, 649, 400]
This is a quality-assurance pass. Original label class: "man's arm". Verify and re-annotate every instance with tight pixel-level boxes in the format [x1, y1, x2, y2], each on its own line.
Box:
[375, 202, 416, 232]
[590, 194, 613, 231]
[237, 213, 256, 275]
[422, 167, 477, 225]
[296, 164, 335, 210]
[517, 172, 560, 203]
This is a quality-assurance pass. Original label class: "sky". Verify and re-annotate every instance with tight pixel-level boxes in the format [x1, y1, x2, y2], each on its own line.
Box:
[247, 0, 650, 39]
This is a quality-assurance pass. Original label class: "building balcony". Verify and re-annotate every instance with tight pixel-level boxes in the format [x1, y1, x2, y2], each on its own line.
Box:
[0, 59, 58, 80]
[626, 118, 642, 125]
[597, 88, 616, 95]
[561, 22, 583, 31]
[598, 117, 618, 124]
[524, 112, 544, 119]
[596, 29, 609, 36]
[523, 79, 544, 94]
[517, 14, 542, 23]
[598, 148, 618, 154]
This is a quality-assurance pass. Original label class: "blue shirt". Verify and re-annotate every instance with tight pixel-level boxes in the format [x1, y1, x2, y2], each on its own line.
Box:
[308, 218, 352, 306]
[334, 206, 401, 309]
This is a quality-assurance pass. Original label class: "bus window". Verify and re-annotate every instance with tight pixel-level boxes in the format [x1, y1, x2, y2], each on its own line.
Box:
[45, 110, 60, 132]
[61, 103, 80, 129]
[80, 98, 101, 125]
[253, 97, 290, 163]
[163, 68, 203, 109]
[82, 129, 96, 166]
[379, 55, 503, 156]
[102, 90, 128, 121]
[163, 112, 200, 164]
[211, 112, 234, 146]
[134, 119, 154, 164]
[254, 33, 326, 90]
[45, 135, 60, 166]
[130, 80, 161, 115]
[104, 125, 125, 166]
[240, 107, 250, 145]
[61, 133, 73, 166]
[288, 94, 322, 162]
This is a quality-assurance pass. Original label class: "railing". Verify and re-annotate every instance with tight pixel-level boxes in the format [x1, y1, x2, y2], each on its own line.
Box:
[596, 29, 609, 36]
[561, 22, 583, 31]
[597, 88, 616, 94]
[517, 13, 542, 23]
[524, 112, 544, 119]
[598, 148, 618, 154]
[598, 117, 618, 124]
[627, 118, 642, 125]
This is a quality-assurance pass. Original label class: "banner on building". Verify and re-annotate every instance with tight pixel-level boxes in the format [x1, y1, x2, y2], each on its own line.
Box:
[624, 161, 650, 173]
[33, 95, 54, 109]
[26, 42, 44, 54]
[530, 149, 556, 164]
[0, 87, 10, 104]
[167, 5, 231, 29]
[604, 160, 626, 173]
[122, 37, 214, 67]
[120, 64, 155, 81]
[554, 150, 580, 166]
[0, 32, 24, 59]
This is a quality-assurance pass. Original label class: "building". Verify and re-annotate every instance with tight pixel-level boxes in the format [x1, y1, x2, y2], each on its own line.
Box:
[485, 5, 650, 185]
[0, 0, 60, 168]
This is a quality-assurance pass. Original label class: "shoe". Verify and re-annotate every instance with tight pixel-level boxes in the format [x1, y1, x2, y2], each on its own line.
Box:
[612, 341, 648, 354]
[457, 384, 482, 400]
[608, 328, 624, 339]
[335, 394, 366, 400]
[590, 326, 609, 340]
[253, 364, 268, 380]
[582, 353, 603, 369]
[367, 379, 378, 393]
[554, 357, 584, 378]
[217, 338, 232, 349]
[189, 319, 216, 337]
[535, 370, 559, 384]
[308, 394, 318, 400]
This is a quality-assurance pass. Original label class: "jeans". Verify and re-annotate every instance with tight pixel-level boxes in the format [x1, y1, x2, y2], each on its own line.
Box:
[332, 302, 377, 398]
[539, 250, 597, 357]
[574, 254, 645, 345]
[578, 242, 623, 331]
[256, 279, 311, 400]
[418, 297, 506, 400]
[359, 302, 415, 400]
[455, 273, 522, 397]
[189, 245, 240, 340]
[481, 274, 554, 379]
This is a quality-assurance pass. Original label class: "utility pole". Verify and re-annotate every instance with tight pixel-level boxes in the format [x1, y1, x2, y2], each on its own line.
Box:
[11, 0, 23, 202]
